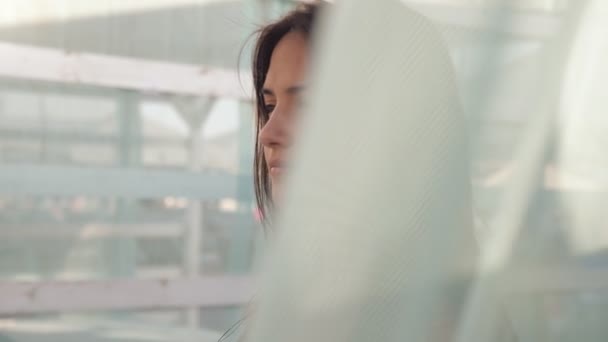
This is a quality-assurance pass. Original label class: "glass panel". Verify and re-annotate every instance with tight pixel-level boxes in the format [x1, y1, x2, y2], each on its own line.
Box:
[0, 0, 277, 336]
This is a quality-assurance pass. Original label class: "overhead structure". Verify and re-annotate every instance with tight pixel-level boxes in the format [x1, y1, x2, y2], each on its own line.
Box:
[0, 42, 250, 99]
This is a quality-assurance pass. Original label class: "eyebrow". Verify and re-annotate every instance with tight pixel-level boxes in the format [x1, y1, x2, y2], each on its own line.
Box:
[262, 85, 306, 96]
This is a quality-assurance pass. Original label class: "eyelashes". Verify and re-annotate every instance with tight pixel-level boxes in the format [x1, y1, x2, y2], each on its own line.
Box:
[263, 104, 276, 115]
[263, 96, 305, 116]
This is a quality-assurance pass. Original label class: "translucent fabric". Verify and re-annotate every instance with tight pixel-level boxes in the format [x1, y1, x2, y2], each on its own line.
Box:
[247, 1, 608, 341]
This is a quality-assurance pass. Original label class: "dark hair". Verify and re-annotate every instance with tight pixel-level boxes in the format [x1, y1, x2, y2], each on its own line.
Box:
[218, 6, 324, 341]
[252, 1, 323, 224]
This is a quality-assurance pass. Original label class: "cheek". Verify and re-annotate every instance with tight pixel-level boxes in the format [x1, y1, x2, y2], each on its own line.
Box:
[277, 112, 297, 146]
[284, 117, 296, 140]
[262, 145, 271, 161]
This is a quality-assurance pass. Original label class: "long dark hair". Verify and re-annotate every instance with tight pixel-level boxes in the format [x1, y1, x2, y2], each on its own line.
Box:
[252, 1, 323, 224]
[219, 5, 325, 341]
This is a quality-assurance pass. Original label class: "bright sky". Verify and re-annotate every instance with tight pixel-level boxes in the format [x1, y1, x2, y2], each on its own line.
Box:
[0, 0, 229, 28]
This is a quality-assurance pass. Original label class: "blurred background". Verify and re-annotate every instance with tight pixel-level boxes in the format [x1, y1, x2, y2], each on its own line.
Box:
[0, 0, 604, 341]
[0, 1, 296, 341]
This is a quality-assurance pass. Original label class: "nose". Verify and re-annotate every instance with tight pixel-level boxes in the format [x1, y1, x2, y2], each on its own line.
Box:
[259, 109, 289, 149]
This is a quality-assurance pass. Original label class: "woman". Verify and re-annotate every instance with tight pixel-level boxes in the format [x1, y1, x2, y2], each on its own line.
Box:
[219, 4, 322, 341]
[252, 1, 321, 224]
[226, 1, 504, 341]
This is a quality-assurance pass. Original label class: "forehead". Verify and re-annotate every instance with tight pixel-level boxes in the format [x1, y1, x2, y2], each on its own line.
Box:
[264, 31, 310, 90]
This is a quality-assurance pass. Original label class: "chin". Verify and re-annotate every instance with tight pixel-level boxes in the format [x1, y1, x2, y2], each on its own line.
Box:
[271, 185, 282, 205]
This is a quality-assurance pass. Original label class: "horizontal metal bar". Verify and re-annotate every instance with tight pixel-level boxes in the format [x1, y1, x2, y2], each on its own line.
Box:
[0, 42, 252, 99]
[0, 276, 253, 315]
[0, 164, 238, 199]
[0, 223, 184, 240]
[0, 128, 187, 146]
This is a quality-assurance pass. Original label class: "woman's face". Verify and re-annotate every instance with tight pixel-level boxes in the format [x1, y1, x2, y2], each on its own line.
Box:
[259, 31, 310, 203]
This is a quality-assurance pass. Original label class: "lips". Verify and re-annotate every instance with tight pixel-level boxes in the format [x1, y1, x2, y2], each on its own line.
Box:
[268, 159, 285, 176]
[269, 167, 284, 178]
